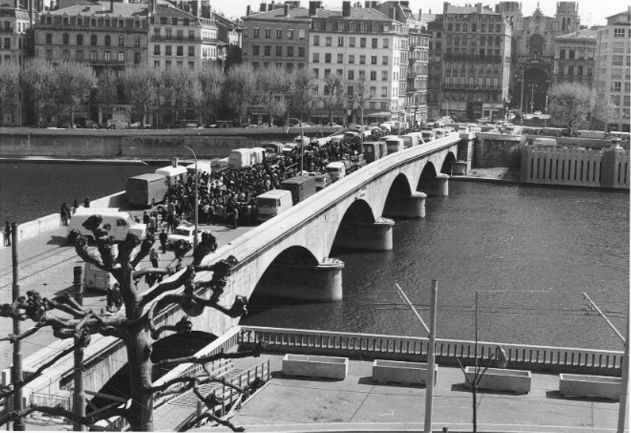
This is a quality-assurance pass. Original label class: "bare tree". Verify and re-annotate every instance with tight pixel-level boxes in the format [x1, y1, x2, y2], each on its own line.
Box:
[0, 216, 257, 431]
[162, 67, 203, 125]
[223, 63, 258, 126]
[52, 61, 97, 127]
[198, 64, 226, 125]
[0, 61, 20, 125]
[123, 66, 160, 127]
[350, 77, 373, 124]
[547, 82, 595, 135]
[20, 58, 56, 127]
[321, 73, 345, 124]
[286, 69, 315, 121]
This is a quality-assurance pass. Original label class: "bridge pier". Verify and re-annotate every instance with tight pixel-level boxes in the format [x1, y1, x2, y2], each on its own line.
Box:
[384, 192, 427, 219]
[455, 132, 476, 174]
[334, 217, 394, 251]
[255, 258, 345, 301]
[423, 174, 450, 197]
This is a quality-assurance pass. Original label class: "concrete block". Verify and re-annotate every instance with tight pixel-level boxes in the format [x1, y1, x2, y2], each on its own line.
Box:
[559, 373, 621, 401]
[464, 367, 531, 394]
[372, 359, 437, 386]
[282, 354, 348, 380]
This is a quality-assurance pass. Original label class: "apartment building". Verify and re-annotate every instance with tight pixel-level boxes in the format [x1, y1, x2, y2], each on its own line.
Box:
[593, 9, 631, 132]
[0, 2, 32, 66]
[436, 2, 512, 121]
[310, 1, 408, 123]
[241, 1, 310, 73]
[34, 1, 148, 73]
[148, 0, 219, 71]
[553, 28, 597, 88]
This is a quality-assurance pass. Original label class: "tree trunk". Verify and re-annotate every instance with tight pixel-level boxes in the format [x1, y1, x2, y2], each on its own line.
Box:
[125, 328, 154, 431]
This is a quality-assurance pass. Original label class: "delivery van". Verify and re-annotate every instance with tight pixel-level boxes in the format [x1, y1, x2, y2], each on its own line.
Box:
[326, 161, 346, 182]
[228, 148, 265, 169]
[83, 262, 116, 292]
[155, 165, 188, 183]
[255, 189, 293, 222]
[383, 135, 404, 154]
[126, 173, 168, 208]
[280, 175, 317, 205]
[421, 130, 436, 143]
[68, 207, 147, 241]
[433, 128, 446, 139]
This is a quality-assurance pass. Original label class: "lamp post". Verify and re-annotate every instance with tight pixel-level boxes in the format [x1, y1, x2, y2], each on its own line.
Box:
[356, 103, 364, 151]
[286, 118, 304, 174]
[528, 84, 537, 113]
[176, 145, 198, 249]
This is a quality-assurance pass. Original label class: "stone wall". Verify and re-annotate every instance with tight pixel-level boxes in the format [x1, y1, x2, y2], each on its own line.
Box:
[473, 132, 526, 168]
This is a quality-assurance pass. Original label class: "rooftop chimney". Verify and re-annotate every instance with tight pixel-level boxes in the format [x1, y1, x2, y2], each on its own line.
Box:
[260, 2, 266, 11]
[475, 2, 482, 13]
[364, 0, 370, 8]
[342, 0, 351, 17]
[418, 8, 421, 20]
[308, 0, 316, 15]
[246, 4, 251, 15]
[284, 3, 289, 15]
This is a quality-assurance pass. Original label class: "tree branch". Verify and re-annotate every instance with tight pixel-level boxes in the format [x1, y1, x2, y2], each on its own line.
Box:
[139, 266, 195, 310]
[0, 323, 44, 343]
[130, 232, 156, 268]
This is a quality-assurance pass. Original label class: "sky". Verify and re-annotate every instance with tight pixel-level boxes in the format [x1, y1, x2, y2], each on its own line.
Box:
[211, 0, 626, 27]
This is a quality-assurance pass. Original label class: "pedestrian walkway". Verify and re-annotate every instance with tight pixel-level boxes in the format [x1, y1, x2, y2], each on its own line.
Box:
[195, 355, 619, 433]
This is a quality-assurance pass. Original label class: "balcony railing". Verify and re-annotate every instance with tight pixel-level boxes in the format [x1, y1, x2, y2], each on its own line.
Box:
[151, 35, 217, 44]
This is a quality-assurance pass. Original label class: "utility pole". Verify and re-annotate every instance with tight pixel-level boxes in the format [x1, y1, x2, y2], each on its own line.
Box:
[73, 266, 83, 306]
[424, 280, 438, 433]
[73, 336, 86, 431]
[11, 223, 24, 431]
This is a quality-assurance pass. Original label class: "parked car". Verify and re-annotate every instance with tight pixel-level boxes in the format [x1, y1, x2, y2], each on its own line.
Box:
[167, 223, 201, 248]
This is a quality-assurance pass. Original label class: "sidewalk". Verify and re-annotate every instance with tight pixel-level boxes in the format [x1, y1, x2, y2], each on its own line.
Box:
[200, 355, 619, 433]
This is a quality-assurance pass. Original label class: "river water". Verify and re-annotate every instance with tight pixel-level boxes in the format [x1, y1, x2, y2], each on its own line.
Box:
[1, 162, 628, 351]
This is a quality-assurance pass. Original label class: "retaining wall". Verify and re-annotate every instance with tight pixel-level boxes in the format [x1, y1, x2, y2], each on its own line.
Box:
[473, 132, 525, 168]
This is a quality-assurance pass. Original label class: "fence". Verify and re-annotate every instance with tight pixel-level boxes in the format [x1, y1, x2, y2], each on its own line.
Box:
[237, 326, 624, 374]
[520, 146, 603, 187]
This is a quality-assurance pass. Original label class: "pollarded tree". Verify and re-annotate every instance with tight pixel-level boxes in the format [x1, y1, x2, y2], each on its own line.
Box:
[286, 69, 315, 122]
[123, 66, 160, 127]
[256, 67, 290, 125]
[321, 73, 345, 125]
[350, 77, 373, 125]
[547, 82, 595, 136]
[163, 66, 203, 125]
[223, 63, 258, 126]
[52, 61, 97, 127]
[0, 217, 259, 431]
[198, 64, 225, 125]
[20, 58, 56, 127]
[0, 61, 20, 125]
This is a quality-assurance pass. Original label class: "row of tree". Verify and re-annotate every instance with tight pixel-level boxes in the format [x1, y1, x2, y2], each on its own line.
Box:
[0, 59, 373, 127]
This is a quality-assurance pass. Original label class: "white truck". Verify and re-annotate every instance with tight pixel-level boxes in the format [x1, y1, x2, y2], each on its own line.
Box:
[68, 208, 146, 241]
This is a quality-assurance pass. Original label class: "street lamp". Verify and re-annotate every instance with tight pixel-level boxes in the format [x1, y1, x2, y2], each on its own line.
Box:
[175, 145, 199, 249]
[286, 118, 304, 174]
[528, 84, 537, 113]
[355, 103, 364, 151]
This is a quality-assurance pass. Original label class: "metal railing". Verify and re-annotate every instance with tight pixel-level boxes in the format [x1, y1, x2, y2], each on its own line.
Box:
[237, 326, 624, 371]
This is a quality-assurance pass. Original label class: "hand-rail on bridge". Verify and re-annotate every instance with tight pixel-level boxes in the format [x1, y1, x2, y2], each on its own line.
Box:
[237, 326, 624, 373]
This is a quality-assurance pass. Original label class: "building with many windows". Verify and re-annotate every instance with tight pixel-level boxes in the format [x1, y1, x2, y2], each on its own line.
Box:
[148, 0, 219, 71]
[593, 9, 631, 132]
[553, 28, 597, 88]
[241, 1, 310, 73]
[0, 1, 32, 66]
[34, 1, 148, 73]
[434, 2, 512, 121]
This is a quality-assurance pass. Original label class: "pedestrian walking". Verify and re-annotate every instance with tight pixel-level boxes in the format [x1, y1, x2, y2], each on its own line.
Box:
[72, 199, 79, 214]
[60, 203, 70, 226]
[231, 206, 239, 229]
[3, 221, 11, 246]
[159, 229, 168, 253]
[495, 345, 507, 368]
[149, 247, 159, 268]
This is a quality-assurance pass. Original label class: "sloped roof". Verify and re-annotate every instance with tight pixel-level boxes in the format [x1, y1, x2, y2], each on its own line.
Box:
[243, 6, 310, 21]
[244, 5, 393, 22]
[556, 28, 598, 40]
[48, 0, 147, 17]
[445, 4, 498, 15]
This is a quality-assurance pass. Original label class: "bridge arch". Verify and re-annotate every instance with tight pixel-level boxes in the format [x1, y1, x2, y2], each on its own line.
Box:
[440, 151, 457, 175]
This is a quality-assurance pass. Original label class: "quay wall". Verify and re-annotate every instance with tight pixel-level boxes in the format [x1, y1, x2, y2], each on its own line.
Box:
[0, 127, 339, 159]
[472, 132, 525, 168]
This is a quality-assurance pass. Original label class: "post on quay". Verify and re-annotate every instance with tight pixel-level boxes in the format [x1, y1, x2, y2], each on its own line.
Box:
[11, 222, 24, 431]
[73, 265, 83, 306]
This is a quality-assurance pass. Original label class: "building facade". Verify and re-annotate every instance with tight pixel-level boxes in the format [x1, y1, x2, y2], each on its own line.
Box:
[593, 9, 631, 132]
[0, 1, 32, 66]
[434, 2, 512, 121]
[34, 1, 148, 73]
[552, 28, 596, 88]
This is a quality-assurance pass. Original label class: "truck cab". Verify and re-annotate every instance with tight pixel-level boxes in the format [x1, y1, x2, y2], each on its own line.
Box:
[255, 190, 293, 222]
[68, 208, 146, 242]
[326, 162, 346, 182]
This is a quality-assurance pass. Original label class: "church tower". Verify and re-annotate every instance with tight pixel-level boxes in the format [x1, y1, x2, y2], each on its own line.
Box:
[556, 2, 580, 34]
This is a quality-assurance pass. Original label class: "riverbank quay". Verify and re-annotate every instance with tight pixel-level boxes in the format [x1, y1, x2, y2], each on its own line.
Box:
[0, 126, 340, 160]
[451, 167, 520, 184]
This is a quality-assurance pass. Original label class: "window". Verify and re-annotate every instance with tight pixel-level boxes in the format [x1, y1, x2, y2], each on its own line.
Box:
[118, 51, 124, 62]
[372, 38, 378, 48]
[569, 50, 575, 60]
[568, 65, 574, 75]
[381, 86, 387, 97]
[359, 70, 365, 80]
[188, 46, 195, 57]
[252, 45, 259, 55]
[76, 50, 83, 61]
[165, 45, 172, 56]
[371, 56, 377, 64]
[383, 38, 389, 48]
[276, 28, 282, 38]
[134, 52, 141, 64]
[104, 51, 111, 62]
[349, 54, 354, 63]
[312, 52, 319, 63]
[347, 86, 353, 96]
[62, 33, 69, 44]
[77, 34, 83, 45]
[381, 71, 387, 81]
[91, 34, 97, 46]
[337, 53, 343, 63]
[288, 29, 294, 39]
[324, 68, 330, 78]
[118, 36, 125, 46]
[577, 65, 583, 75]
[45, 33, 52, 44]
[165, 60, 171, 69]
[104, 35, 111, 46]
[612, 81, 621, 92]
[287, 46, 294, 57]
[313, 35, 320, 45]
[382, 56, 388, 65]
[324, 53, 331, 63]
[614, 28, 625, 38]
[253, 27, 260, 38]
[90, 50, 96, 61]
[154, 45, 161, 55]
[298, 29, 305, 39]
[188, 30, 194, 41]
[348, 70, 354, 80]
[154, 60, 160, 68]
[298, 47, 305, 57]
[325, 36, 331, 46]
[612, 55, 624, 66]
[349, 37, 355, 47]
[338, 36, 344, 47]
[360, 37, 366, 48]
[313, 68, 319, 78]
[264, 45, 270, 55]
[264, 28, 271, 38]
[275, 46, 282, 56]
[135, 37, 140, 47]
[370, 70, 376, 80]
[359, 55, 365, 64]
[63, 50, 70, 60]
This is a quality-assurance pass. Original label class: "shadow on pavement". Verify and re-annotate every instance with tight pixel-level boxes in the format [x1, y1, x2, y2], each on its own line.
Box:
[47, 235, 69, 246]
